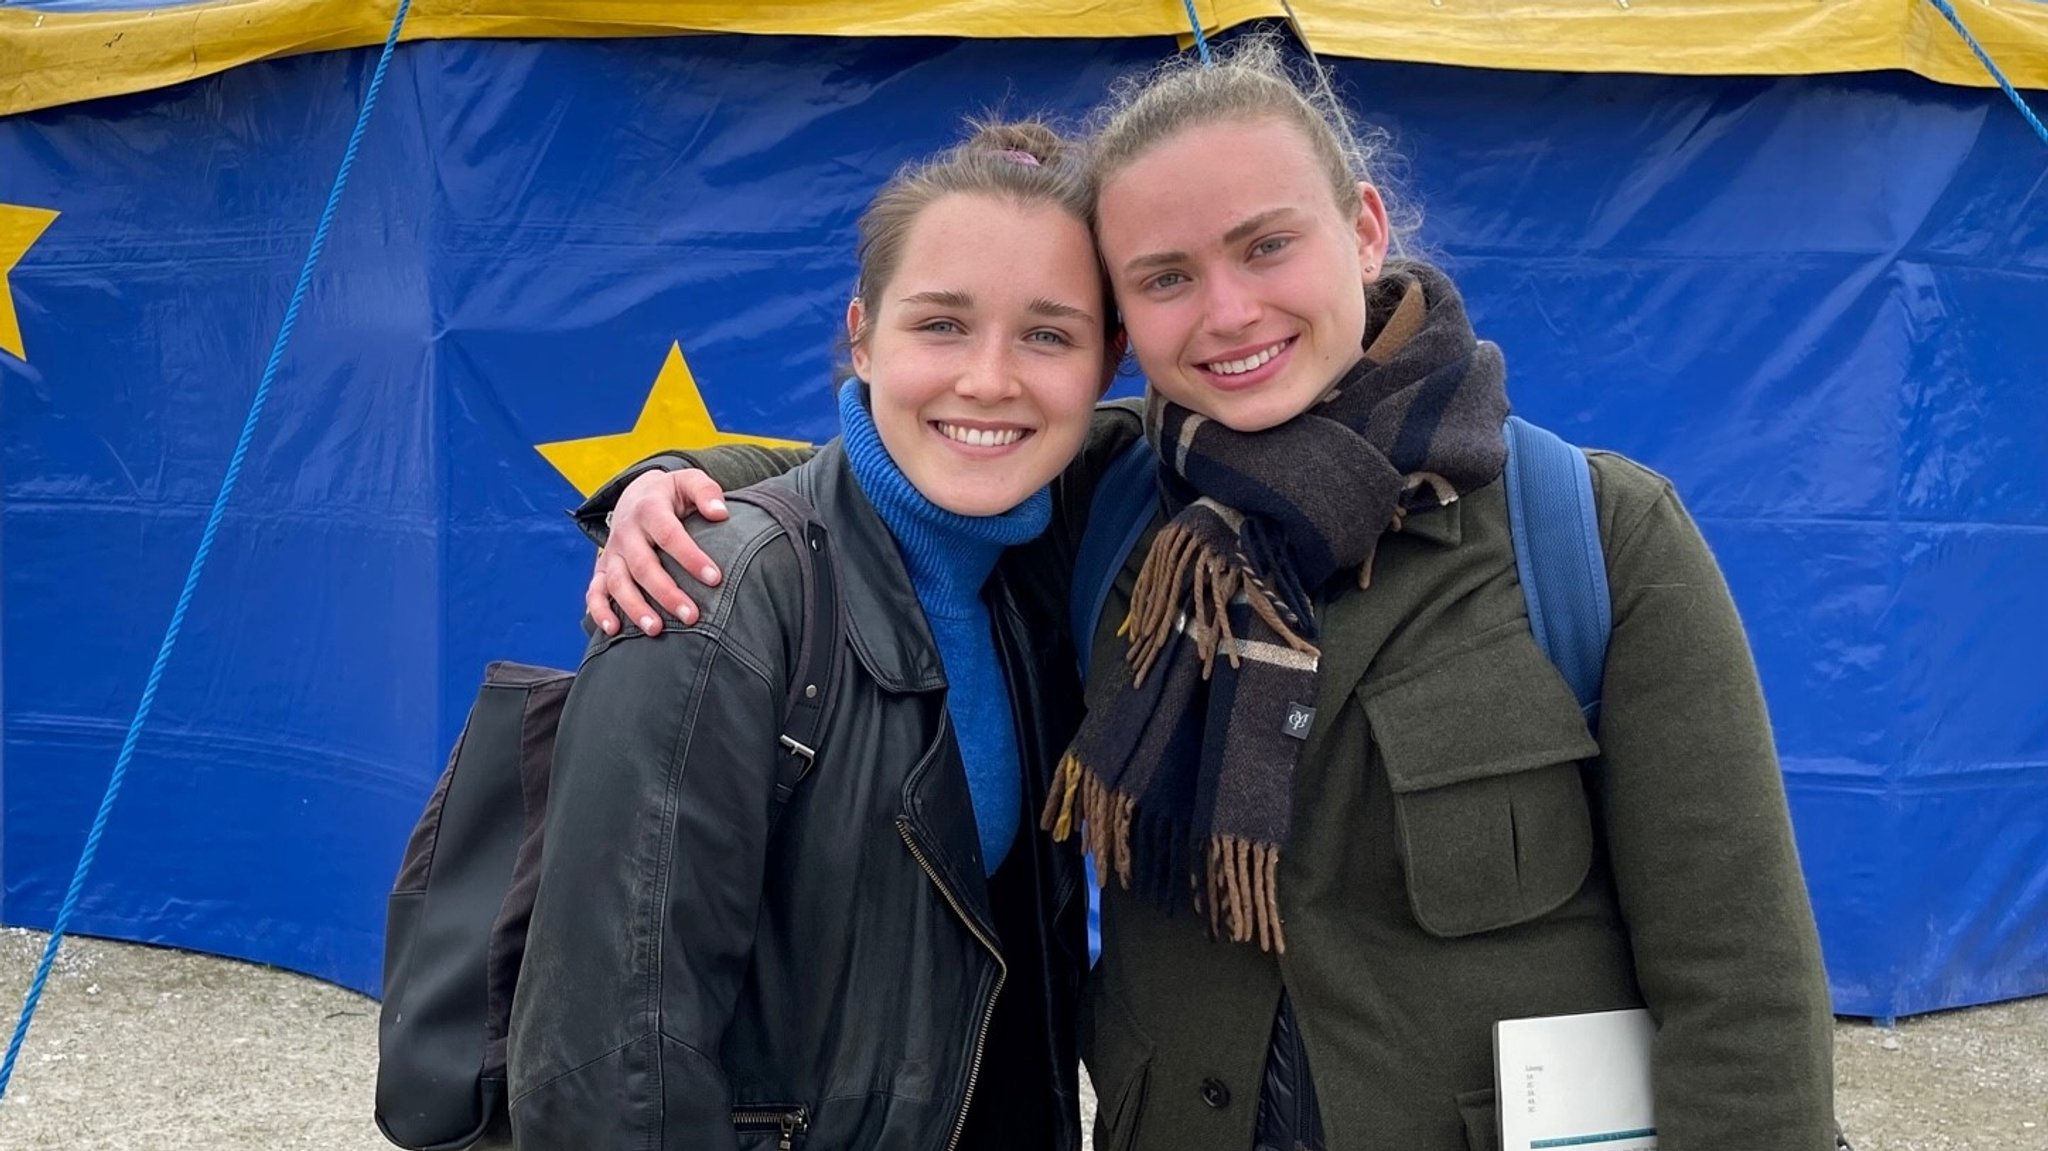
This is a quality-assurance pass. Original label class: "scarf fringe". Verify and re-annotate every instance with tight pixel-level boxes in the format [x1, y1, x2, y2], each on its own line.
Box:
[1044, 753, 1082, 842]
[1124, 517, 1319, 687]
[1040, 751, 1135, 888]
[1041, 752, 1287, 954]
[1203, 836, 1285, 954]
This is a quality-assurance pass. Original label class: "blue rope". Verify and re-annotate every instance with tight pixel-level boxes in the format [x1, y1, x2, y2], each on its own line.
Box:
[1180, 0, 1214, 65]
[0, 0, 417, 1104]
[1923, 0, 2048, 148]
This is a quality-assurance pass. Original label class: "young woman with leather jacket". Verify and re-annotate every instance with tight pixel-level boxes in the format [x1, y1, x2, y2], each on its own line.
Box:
[506, 119, 1132, 1151]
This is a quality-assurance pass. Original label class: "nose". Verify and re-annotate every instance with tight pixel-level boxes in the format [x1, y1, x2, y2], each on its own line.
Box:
[954, 333, 1022, 403]
[1202, 267, 1262, 337]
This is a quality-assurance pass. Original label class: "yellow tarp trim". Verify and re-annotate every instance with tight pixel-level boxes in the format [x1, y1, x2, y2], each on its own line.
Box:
[4, 0, 2045, 118]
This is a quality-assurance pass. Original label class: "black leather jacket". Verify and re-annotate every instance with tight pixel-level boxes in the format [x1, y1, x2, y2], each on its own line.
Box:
[508, 442, 1088, 1151]
[559, 406, 1330, 1151]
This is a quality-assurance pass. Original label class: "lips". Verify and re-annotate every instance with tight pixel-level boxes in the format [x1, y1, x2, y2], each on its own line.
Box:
[1201, 339, 1290, 377]
[1195, 336, 1296, 390]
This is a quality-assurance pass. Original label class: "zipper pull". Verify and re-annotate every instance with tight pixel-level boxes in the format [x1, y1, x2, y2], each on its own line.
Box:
[777, 1109, 808, 1151]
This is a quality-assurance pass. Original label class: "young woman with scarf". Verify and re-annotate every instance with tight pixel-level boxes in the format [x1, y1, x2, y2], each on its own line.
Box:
[507, 120, 1136, 1151]
[580, 37, 1838, 1151]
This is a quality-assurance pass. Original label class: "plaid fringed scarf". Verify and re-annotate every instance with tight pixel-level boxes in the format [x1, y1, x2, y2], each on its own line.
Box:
[1042, 264, 1511, 952]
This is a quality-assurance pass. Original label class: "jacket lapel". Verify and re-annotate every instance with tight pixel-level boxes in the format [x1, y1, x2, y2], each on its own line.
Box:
[792, 444, 999, 935]
[793, 442, 946, 693]
[1310, 497, 1466, 712]
[897, 702, 1001, 946]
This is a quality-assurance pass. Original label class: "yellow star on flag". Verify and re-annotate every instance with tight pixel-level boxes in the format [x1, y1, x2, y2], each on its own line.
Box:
[537, 341, 808, 496]
[0, 203, 60, 361]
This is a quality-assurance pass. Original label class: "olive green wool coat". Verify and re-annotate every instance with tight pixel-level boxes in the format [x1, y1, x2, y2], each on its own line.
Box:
[1070, 450, 1835, 1151]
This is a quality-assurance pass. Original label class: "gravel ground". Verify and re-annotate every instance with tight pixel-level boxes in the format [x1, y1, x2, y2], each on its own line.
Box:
[2, 928, 2044, 1149]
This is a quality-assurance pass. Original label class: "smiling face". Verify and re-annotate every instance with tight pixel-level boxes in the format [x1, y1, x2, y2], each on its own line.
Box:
[1095, 116, 1390, 433]
[849, 192, 1109, 516]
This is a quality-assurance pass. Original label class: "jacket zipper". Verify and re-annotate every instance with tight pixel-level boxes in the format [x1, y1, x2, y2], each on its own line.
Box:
[730, 1105, 809, 1150]
[897, 822, 1008, 1151]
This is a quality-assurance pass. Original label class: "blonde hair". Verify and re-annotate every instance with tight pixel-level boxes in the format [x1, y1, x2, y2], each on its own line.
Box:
[1086, 34, 1418, 253]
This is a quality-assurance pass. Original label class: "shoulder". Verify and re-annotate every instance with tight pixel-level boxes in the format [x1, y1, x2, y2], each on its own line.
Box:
[1579, 450, 1739, 612]
[595, 496, 809, 686]
[1585, 449, 1690, 557]
[1092, 395, 1146, 443]
[1064, 397, 1146, 489]
[566, 504, 799, 727]
[684, 497, 796, 578]
[691, 492, 812, 620]
[1045, 397, 1147, 543]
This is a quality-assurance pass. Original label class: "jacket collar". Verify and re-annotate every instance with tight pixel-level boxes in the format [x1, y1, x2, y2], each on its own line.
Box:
[788, 440, 948, 694]
[1399, 497, 1463, 549]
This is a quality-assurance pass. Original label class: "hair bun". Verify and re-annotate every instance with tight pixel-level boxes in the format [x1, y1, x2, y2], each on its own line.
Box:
[962, 118, 1071, 167]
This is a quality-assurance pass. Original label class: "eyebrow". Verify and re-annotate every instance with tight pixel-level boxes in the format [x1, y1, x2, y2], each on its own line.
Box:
[899, 290, 1097, 325]
[1121, 207, 1301, 275]
[1029, 297, 1098, 324]
[900, 290, 972, 308]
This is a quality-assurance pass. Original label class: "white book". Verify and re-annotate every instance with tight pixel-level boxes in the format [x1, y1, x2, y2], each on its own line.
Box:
[1493, 1007, 1658, 1151]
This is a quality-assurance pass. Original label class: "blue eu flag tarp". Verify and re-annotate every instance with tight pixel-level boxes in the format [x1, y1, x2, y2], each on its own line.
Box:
[1, 33, 2044, 1019]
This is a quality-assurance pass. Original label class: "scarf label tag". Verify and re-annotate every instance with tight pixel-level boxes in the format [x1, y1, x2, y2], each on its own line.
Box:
[1283, 702, 1317, 741]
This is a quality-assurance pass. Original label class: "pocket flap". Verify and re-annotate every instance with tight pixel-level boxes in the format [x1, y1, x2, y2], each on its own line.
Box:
[1362, 623, 1599, 794]
[1360, 624, 1601, 938]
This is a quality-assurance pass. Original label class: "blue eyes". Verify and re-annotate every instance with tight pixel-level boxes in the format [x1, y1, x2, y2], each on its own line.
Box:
[913, 320, 1074, 347]
[1143, 233, 1295, 293]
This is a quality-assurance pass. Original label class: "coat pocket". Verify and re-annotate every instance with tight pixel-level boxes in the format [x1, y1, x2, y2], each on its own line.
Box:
[1455, 1087, 1501, 1151]
[1361, 623, 1601, 938]
[1080, 982, 1156, 1151]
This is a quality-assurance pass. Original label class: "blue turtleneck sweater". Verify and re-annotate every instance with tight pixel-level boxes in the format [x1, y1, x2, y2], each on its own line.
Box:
[838, 381, 1050, 875]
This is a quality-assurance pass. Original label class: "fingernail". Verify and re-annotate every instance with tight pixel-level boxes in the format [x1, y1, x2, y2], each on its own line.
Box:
[680, 606, 697, 625]
[705, 499, 726, 514]
[639, 615, 656, 631]
[700, 566, 719, 584]
[602, 619, 617, 635]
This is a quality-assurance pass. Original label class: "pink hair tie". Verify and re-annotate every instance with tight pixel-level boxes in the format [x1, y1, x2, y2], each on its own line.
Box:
[999, 149, 1043, 167]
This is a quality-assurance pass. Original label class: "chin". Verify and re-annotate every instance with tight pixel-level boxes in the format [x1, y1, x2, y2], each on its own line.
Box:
[1230, 381, 1330, 433]
[1200, 397, 1290, 434]
[927, 487, 1024, 518]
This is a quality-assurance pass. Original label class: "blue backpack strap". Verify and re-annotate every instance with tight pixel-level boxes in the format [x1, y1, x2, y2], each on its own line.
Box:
[1071, 437, 1161, 684]
[1502, 415, 1611, 728]
[1067, 436, 1159, 969]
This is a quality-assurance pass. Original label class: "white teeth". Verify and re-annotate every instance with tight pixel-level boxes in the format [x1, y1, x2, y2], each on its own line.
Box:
[1207, 341, 1286, 376]
[937, 423, 1027, 448]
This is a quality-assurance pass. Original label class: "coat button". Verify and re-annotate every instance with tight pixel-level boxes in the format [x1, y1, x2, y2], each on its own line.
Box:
[1199, 1077, 1232, 1109]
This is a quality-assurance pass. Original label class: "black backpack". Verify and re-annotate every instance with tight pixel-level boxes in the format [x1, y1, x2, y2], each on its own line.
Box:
[373, 486, 844, 1151]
